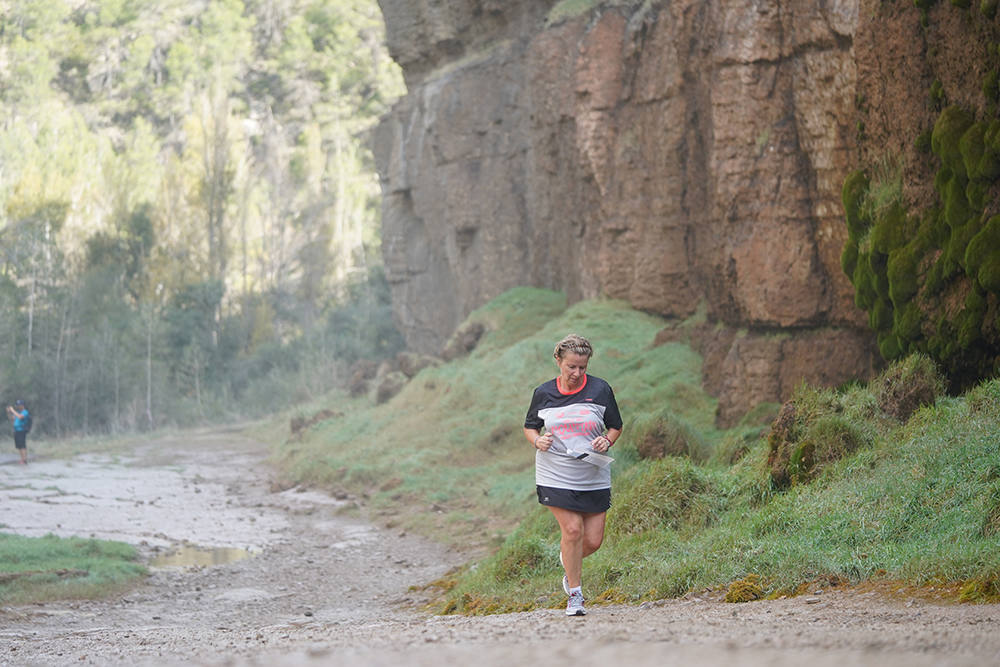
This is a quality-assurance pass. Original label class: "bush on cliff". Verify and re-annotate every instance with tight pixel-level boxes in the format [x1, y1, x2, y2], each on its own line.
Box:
[842, 1, 1000, 390]
[842, 104, 1000, 389]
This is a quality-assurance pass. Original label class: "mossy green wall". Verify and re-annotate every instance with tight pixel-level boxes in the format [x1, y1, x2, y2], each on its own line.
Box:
[843, 2, 1000, 388]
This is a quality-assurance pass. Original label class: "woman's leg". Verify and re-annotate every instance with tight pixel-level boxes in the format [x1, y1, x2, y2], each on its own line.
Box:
[581, 511, 607, 557]
[548, 508, 608, 588]
[548, 506, 584, 587]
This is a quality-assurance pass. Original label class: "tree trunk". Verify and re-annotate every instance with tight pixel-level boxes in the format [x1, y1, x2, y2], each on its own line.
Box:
[145, 308, 154, 431]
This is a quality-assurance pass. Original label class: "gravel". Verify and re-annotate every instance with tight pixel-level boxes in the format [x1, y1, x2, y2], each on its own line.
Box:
[2, 430, 998, 666]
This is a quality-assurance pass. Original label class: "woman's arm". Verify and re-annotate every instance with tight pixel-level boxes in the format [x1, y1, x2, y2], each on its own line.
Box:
[590, 427, 621, 453]
[523, 427, 553, 451]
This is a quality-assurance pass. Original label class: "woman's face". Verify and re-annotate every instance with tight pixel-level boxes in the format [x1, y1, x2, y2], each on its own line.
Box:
[556, 352, 590, 390]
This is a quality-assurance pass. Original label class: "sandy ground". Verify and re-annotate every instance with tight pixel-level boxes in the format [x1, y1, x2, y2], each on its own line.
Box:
[1, 429, 999, 667]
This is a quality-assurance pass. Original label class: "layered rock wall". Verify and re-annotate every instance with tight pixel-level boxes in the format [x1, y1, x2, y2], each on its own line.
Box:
[374, 0, 880, 424]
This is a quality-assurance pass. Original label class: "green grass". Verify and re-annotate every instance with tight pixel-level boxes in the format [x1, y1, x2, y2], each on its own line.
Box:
[435, 376, 1000, 614]
[545, 0, 648, 27]
[271, 287, 1000, 614]
[0, 533, 146, 604]
[859, 153, 904, 224]
[546, 0, 603, 25]
[272, 287, 720, 548]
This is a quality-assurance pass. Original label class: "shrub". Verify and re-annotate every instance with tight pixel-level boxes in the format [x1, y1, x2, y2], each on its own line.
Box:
[766, 401, 799, 488]
[871, 354, 946, 421]
[630, 409, 709, 462]
[966, 378, 1000, 417]
[788, 415, 869, 483]
[766, 384, 873, 486]
[981, 484, 1000, 537]
[441, 321, 486, 361]
[608, 458, 714, 536]
[491, 537, 551, 582]
[711, 428, 761, 466]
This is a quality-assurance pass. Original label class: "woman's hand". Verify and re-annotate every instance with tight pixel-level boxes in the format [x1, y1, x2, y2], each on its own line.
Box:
[534, 432, 553, 451]
[590, 434, 612, 453]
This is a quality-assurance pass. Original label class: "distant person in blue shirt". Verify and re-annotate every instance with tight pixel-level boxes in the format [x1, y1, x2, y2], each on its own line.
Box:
[7, 399, 30, 465]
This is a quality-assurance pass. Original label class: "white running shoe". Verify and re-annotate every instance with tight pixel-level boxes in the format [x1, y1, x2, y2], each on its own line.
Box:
[566, 590, 586, 616]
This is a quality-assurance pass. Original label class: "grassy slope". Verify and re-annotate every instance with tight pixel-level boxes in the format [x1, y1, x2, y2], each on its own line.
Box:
[273, 287, 1000, 614]
[274, 287, 720, 545]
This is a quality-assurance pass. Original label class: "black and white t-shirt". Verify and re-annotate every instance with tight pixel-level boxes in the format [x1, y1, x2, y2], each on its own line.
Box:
[524, 374, 623, 491]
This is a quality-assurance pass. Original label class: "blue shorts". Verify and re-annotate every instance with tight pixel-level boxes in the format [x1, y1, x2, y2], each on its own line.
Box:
[537, 485, 610, 513]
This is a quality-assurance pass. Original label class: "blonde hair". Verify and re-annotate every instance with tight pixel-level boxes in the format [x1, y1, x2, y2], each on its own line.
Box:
[554, 334, 593, 360]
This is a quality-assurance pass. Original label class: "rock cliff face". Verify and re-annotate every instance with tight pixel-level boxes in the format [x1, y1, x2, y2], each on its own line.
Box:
[373, 0, 880, 425]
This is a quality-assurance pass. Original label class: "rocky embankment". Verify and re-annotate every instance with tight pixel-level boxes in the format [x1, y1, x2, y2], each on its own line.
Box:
[374, 0, 880, 424]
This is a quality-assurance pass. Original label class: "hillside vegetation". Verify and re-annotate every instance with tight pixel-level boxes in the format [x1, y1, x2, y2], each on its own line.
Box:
[274, 287, 726, 546]
[273, 287, 1000, 614]
[0, 1, 403, 434]
[845, 1, 1000, 389]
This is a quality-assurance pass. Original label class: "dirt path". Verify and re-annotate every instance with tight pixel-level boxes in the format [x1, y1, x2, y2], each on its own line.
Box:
[1, 429, 999, 666]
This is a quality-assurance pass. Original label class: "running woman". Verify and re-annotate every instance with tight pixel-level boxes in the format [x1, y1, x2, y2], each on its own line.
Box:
[523, 334, 622, 616]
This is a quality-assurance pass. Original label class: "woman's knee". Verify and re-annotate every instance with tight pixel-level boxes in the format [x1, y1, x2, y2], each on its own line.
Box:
[583, 533, 604, 554]
[561, 520, 584, 542]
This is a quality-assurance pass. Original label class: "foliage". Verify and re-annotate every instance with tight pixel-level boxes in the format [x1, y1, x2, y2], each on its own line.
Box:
[871, 353, 946, 421]
[630, 408, 710, 462]
[607, 457, 718, 536]
[841, 105, 1000, 387]
[0, 532, 145, 604]
[765, 380, 878, 488]
[842, 3, 1000, 391]
[0, 1, 404, 434]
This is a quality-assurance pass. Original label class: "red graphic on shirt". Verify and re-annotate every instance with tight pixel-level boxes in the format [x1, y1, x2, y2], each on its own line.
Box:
[547, 406, 603, 443]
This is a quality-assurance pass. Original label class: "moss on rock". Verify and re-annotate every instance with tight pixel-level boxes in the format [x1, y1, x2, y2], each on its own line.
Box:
[887, 245, 921, 306]
[933, 106, 975, 169]
[843, 103, 1000, 387]
[725, 574, 764, 603]
[842, 170, 871, 241]
[965, 215, 1000, 291]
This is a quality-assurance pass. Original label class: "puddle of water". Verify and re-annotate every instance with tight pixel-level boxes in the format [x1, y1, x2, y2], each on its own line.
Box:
[150, 545, 253, 568]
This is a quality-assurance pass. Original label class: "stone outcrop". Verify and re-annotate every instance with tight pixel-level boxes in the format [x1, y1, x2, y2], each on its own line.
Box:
[374, 0, 880, 425]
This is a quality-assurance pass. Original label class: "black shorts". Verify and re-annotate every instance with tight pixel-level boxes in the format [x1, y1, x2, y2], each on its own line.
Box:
[13, 431, 26, 449]
[537, 485, 611, 513]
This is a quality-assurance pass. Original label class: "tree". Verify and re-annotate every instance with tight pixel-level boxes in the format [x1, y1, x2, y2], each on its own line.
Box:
[0, 0, 406, 434]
